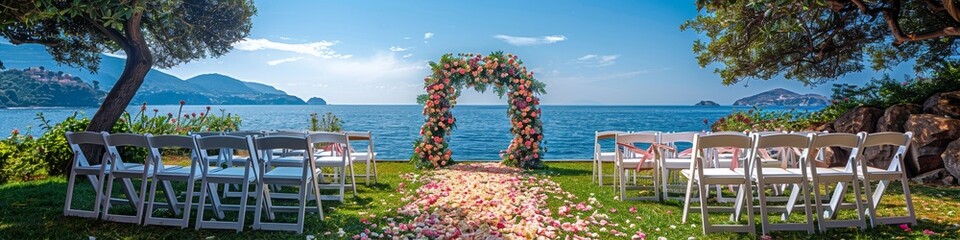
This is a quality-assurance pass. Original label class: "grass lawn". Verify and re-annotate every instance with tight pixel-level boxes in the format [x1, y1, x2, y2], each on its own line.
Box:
[0, 161, 957, 239]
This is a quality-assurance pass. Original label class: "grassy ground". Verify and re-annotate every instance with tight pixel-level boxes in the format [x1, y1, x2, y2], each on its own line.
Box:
[0, 161, 957, 239]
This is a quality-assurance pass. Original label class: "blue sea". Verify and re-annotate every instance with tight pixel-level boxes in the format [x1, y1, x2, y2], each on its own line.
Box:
[0, 105, 822, 160]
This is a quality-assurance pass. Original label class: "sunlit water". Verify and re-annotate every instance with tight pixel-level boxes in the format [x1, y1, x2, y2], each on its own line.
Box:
[0, 105, 821, 160]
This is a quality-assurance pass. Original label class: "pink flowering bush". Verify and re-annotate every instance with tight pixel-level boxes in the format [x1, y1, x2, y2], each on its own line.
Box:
[412, 52, 546, 169]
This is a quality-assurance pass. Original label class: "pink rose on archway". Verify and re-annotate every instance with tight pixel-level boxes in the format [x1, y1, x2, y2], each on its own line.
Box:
[412, 52, 546, 169]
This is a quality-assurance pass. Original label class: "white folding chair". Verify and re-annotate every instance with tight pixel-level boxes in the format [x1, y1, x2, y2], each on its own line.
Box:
[614, 132, 661, 201]
[857, 132, 916, 227]
[143, 134, 220, 228]
[311, 132, 358, 202]
[63, 131, 139, 219]
[195, 135, 261, 232]
[252, 134, 323, 234]
[595, 131, 624, 186]
[681, 132, 756, 234]
[744, 133, 815, 234]
[346, 131, 378, 185]
[101, 133, 175, 224]
[799, 132, 867, 231]
[659, 131, 697, 201]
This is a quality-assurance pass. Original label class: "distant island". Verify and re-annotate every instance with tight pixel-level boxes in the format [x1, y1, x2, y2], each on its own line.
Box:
[694, 100, 719, 106]
[733, 88, 829, 106]
[0, 43, 310, 106]
[307, 97, 328, 105]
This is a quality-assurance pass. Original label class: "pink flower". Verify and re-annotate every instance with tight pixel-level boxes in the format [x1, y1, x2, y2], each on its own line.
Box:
[760, 235, 773, 240]
[631, 231, 646, 240]
[10, 128, 19, 136]
[899, 223, 912, 232]
[629, 207, 637, 213]
[609, 208, 617, 213]
[558, 206, 569, 216]
[923, 229, 937, 235]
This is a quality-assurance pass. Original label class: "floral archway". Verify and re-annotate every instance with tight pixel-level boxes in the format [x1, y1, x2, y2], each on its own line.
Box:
[412, 52, 545, 169]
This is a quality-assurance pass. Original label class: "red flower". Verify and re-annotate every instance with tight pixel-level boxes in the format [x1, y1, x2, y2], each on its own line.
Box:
[10, 128, 19, 136]
[206, 106, 212, 111]
[140, 102, 147, 111]
[179, 100, 186, 105]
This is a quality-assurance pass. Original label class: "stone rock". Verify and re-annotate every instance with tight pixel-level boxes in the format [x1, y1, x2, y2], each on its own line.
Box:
[863, 104, 922, 170]
[944, 176, 957, 185]
[923, 91, 960, 118]
[877, 104, 922, 132]
[833, 106, 884, 134]
[941, 139, 960, 180]
[904, 114, 960, 175]
[812, 147, 850, 168]
[911, 168, 948, 184]
[806, 121, 835, 132]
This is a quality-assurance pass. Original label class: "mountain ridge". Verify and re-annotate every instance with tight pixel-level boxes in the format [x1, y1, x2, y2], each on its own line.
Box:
[733, 88, 829, 106]
[0, 44, 307, 105]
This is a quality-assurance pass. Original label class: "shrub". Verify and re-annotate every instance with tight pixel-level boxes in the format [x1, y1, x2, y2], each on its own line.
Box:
[309, 112, 343, 132]
[0, 102, 243, 183]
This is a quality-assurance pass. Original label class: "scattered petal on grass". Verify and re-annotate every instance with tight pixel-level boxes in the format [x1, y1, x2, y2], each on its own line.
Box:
[900, 224, 912, 232]
[923, 229, 937, 235]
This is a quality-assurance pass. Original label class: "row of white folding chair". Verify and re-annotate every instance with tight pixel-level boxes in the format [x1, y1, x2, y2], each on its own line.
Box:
[64, 131, 352, 233]
[65, 132, 235, 229]
[679, 132, 915, 235]
[268, 130, 377, 186]
[266, 131, 358, 203]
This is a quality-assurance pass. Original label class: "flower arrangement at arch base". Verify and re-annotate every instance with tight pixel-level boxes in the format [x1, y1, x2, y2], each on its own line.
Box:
[411, 52, 546, 169]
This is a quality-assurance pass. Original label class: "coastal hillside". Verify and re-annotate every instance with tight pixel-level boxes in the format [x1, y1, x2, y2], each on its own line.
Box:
[0, 43, 306, 105]
[733, 88, 829, 106]
[0, 67, 101, 107]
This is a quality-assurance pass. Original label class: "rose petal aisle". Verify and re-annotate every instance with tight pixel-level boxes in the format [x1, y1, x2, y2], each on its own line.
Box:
[352, 163, 637, 240]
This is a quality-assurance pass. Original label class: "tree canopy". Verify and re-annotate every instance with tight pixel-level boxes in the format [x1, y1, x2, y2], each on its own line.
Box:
[683, 0, 960, 86]
[0, 0, 255, 72]
[0, 0, 255, 138]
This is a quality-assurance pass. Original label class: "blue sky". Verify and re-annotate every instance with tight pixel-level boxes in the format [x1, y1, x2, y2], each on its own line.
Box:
[160, 1, 913, 105]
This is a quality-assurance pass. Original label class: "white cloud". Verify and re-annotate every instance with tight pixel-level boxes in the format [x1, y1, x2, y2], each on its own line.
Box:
[403, 36, 412, 40]
[493, 34, 567, 46]
[424, 32, 434, 39]
[266, 57, 303, 66]
[233, 38, 351, 59]
[576, 54, 619, 67]
[389, 46, 411, 52]
[402, 53, 414, 58]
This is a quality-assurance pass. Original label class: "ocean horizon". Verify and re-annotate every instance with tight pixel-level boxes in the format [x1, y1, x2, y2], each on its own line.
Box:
[0, 104, 823, 160]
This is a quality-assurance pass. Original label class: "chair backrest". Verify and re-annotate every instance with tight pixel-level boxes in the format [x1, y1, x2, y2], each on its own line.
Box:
[807, 132, 862, 173]
[750, 133, 812, 175]
[197, 135, 258, 174]
[223, 130, 264, 137]
[254, 135, 314, 177]
[268, 130, 306, 137]
[692, 133, 753, 173]
[615, 132, 658, 161]
[860, 132, 912, 172]
[596, 131, 624, 140]
[147, 134, 203, 173]
[104, 133, 151, 170]
[309, 132, 350, 158]
[191, 132, 223, 137]
[65, 131, 109, 167]
[659, 131, 697, 157]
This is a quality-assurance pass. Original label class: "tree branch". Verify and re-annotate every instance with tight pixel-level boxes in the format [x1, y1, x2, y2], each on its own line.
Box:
[83, 16, 130, 51]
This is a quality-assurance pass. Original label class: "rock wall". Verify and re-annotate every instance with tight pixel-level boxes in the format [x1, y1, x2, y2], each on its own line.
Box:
[821, 92, 960, 185]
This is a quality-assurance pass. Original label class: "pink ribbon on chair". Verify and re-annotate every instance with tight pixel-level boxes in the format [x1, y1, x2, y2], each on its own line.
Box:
[616, 143, 674, 171]
[715, 147, 740, 170]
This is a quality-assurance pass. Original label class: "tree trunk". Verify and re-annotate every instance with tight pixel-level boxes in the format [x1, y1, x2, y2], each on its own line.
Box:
[82, 30, 153, 164]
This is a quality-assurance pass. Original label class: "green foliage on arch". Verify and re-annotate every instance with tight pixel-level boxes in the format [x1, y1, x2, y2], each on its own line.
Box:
[412, 52, 546, 169]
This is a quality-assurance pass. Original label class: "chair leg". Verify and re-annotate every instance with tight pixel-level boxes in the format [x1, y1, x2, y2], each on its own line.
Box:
[697, 180, 711, 234]
[756, 182, 770, 235]
[296, 181, 309, 234]
[850, 178, 866, 229]
[182, 179, 198, 228]
[236, 180, 251, 232]
[161, 180, 179, 215]
[900, 175, 917, 225]
[195, 178, 210, 230]
[101, 173, 117, 219]
[252, 182, 266, 230]
[144, 175, 160, 225]
[682, 178, 695, 224]
[861, 179, 878, 227]
[63, 170, 79, 216]
[349, 163, 358, 197]
[619, 167, 626, 201]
